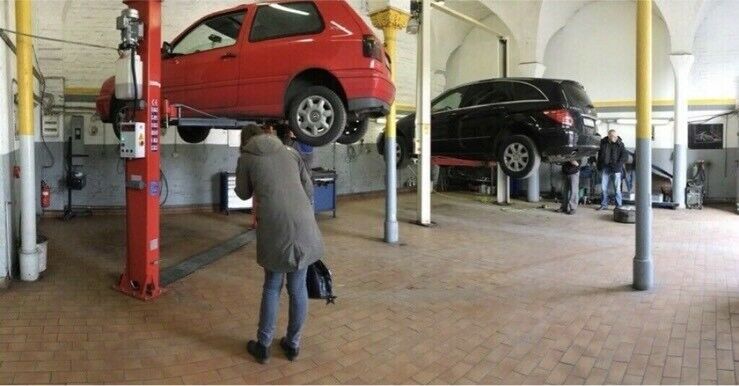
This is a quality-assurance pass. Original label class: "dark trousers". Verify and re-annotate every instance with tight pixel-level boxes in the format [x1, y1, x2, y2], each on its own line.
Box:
[561, 172, 580, 212]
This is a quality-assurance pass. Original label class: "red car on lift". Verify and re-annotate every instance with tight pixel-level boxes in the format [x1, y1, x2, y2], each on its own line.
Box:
[96, 0, 394, 146]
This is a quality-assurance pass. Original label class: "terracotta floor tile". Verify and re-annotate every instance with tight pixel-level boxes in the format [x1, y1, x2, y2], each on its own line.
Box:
[0, 196, 732, 385]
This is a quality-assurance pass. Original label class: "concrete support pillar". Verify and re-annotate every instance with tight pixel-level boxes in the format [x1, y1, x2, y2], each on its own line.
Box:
[416, 0, 432, 226]
[633, 0, 653, 291]
[496, 166, 510, 204]
[15, 0, 39, 282]
[0, 1, 11, 287]
[669, 54, 694, 209]
[518, 62, 546, 202]
[736, 160, 739, 214]
[370, 6, 410, 244]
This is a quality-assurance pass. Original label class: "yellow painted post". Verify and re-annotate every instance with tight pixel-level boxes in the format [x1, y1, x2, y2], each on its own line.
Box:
[16, 0, 33, 137]
[15, 0, 40, 281]
[633, 0, 653, 290]
[370, 8, 409, 243]
[384, 27, 398, 141]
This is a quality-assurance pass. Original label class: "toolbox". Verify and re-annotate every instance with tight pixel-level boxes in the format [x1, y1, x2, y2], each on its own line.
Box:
[219, 172, 253, 214]
[312, 169, 337, 218]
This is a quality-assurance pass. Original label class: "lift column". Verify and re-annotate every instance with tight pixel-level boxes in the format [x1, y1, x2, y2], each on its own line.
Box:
[117, 0, 163, 300]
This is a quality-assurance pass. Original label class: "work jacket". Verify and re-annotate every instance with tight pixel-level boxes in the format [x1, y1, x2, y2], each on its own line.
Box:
[561, 161, 580, 176]
[597, 136, 628, 173]
[235, 134, 323, 273]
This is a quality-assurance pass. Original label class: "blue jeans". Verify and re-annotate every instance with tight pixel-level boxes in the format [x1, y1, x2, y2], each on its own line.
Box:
[601, 171, 623, 207]
[257, 268, 308, 349]
[623, 169, 634, 193]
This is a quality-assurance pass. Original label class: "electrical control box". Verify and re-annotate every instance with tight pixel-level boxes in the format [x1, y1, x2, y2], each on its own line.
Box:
[120, 121, 146, 159]
[69, 115, 86, 157]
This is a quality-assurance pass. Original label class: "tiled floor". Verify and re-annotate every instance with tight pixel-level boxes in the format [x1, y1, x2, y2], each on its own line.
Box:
[1, 192, 738, 384]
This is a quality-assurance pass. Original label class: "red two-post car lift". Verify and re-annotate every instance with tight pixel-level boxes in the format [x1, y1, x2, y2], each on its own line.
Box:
[116, 0, 163, 300]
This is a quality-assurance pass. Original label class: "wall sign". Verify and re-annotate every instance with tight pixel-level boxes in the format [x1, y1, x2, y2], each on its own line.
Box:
[688, 123, 723, 150]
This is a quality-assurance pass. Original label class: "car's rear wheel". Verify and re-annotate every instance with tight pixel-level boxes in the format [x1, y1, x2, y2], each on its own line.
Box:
[337, 118, 369, 145]
[497, 134, 540, 179]
[288, 86, 346, 147]
[378, 134, 410, 169]
[177, 127, 211, 143]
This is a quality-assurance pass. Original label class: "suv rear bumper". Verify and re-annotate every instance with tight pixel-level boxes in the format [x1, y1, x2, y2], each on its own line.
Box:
[539, 129, 600, 162]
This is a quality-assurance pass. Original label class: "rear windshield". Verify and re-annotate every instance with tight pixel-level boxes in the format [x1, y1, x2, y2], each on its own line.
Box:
[562, 83, 593, 109]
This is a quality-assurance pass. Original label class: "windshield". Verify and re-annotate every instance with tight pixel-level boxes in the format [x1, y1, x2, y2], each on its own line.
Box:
[431, 91, 463, 113]
[562, 83, 593, 109]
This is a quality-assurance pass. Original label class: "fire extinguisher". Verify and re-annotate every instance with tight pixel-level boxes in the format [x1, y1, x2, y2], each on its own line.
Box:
[40, 180, 51, 209]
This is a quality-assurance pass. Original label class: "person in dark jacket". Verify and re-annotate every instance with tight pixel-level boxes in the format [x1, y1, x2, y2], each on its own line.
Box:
[276, 123, 315, 169]
[596, 129, 628, 210]
[235, 125, 324, 364]
[560, 159, 580, 215]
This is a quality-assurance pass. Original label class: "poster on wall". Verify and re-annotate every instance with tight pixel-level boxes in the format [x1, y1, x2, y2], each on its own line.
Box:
[688, 123, 723, 150]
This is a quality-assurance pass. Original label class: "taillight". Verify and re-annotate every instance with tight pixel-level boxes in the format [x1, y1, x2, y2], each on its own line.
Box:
[543, 109, 574, 127]
[362, 34, 384, 61]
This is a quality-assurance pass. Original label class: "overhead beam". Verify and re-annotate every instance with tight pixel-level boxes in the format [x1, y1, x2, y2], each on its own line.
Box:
[429, 1, 506, 39]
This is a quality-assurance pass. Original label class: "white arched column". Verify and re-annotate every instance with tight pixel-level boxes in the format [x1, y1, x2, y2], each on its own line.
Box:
[518, 62, 546, 202]
[669, 54, 693, 209]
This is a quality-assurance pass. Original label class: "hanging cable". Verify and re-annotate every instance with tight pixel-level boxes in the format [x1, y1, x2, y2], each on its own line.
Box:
[130, 49, 138, 112]
[33, 45, 54, 169]
[689, 109, 738, 124]
[0, 28, 118, 51]
[159, 168, 169, 206]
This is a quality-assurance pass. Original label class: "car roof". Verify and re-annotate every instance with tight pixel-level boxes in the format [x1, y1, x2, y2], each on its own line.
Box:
[458, 77, 581, 88]
[209, 0, 311, 13]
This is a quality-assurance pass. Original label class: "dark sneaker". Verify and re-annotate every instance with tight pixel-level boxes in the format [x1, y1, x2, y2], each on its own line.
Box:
[280, 337, 299, 361]
[567, 210, 576, 215]
[247, 340, 270, 364]
[596, 206, 607, 211]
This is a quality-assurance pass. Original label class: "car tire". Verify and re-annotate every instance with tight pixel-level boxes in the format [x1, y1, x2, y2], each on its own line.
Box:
[288, 86, 346, 147]
[497, 134, 541, 179]
[378, 134, 410, 169]
[614, 206, 636, 223]
[337, 118, 369, 145]
[177, 127, 211, 144]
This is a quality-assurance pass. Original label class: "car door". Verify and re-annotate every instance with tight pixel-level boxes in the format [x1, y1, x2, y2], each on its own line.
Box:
[430, 88, 466, 156]
[161, 53, 187, 105]
[455, 81, 513, 157]
[166, 10, 246, 112]
[239, 2, 326, 117]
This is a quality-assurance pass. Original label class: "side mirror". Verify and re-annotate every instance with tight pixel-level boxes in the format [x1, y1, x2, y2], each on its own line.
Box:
[161, 41, 173, 57]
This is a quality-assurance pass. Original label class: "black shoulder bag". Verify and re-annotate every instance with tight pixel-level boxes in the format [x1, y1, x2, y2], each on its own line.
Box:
[306, 260, 336, 304]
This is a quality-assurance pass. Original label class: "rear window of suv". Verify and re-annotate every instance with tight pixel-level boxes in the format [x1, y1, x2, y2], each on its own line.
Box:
[250, 2, 324, 42]
[562, 82, 594, 109]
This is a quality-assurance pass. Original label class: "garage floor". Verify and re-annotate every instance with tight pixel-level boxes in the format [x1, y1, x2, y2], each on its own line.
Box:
[1, 193, 738, 384]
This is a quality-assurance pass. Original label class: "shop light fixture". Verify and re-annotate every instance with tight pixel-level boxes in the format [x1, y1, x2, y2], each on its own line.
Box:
[615, 118, 671, 126]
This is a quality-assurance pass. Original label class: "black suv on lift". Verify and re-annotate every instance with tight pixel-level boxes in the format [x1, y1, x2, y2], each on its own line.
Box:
[379, 78, 601, 178]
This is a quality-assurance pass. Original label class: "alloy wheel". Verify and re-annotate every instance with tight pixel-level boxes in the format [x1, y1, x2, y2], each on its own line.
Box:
[296, 95, 334, 138]
[503, 142, 530, 172]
